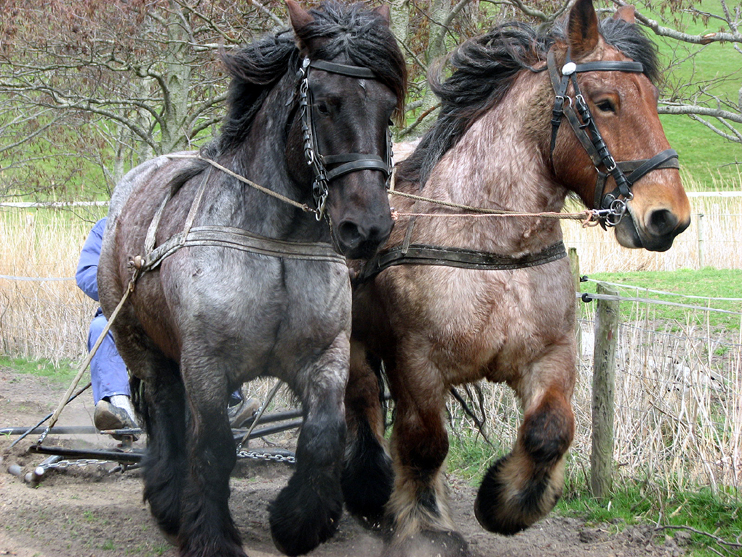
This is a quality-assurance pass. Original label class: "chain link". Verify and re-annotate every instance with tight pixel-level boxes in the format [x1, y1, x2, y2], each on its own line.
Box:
[237, 450, 296, 464]
[44, 458, 115, 470]
[30, 449, 295, 473]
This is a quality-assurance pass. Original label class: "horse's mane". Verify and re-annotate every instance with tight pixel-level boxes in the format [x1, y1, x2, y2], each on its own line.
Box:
[399, 15, 660, 186]
[218, 1, 406, 153]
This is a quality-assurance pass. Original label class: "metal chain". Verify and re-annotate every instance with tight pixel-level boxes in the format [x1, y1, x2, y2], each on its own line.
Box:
[36, 451, 296, 472]
[43, 458, 115, 470]
[237, 450, 296, 464]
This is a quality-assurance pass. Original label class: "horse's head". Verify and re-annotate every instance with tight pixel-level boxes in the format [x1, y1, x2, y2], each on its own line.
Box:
[286, 0, 406, 259]
[550, 0, 691, 252]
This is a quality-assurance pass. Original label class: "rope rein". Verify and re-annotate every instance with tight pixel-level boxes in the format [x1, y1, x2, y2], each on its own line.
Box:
[169, 153, 601, 226]
[166, 153, 318, 215]
[388, 189, 598, 226]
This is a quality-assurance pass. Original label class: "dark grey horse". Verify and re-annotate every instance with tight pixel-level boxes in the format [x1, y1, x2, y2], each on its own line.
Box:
[97, 2, 406, 556]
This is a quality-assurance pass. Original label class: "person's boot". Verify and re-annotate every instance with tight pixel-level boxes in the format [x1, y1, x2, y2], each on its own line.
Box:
[228, 397, 260, 428]
[94, 397, 138, 440]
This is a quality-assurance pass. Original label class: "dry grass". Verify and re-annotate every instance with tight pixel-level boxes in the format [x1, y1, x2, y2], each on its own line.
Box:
[562, 193, 742, 273]
[0, 208, 103, 364]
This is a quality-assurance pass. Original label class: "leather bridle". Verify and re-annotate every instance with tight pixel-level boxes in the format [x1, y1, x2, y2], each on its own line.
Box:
[546, 49, 679, 228]
[297, 58, 393, 220]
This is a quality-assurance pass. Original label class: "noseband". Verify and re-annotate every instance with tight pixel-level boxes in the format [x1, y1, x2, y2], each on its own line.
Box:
[547, 49, 679, 227]
[298, 58, 393, 220]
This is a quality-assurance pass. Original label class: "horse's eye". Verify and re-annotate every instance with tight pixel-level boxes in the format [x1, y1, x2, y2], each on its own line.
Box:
[596, 99, 616, 114]
[316, 101, 330, 116]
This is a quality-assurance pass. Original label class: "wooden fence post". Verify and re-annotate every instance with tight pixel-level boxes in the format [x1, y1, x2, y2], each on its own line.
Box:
[590, 282, 619, 499]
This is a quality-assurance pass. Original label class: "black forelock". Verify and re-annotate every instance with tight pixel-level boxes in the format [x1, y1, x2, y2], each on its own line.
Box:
[295, 2, 407, 120]
[217, 1, 406, 153]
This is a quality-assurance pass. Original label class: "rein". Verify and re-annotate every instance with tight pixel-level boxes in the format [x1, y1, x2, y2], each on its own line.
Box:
[546, 48, 679, 228]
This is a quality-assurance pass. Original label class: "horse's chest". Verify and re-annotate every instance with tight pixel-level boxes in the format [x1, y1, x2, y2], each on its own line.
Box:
[395, 267, 573, 380]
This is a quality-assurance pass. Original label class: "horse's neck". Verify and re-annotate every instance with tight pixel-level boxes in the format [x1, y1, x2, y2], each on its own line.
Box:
[410, 72, 566, 255]
[205, 76, 326, 243]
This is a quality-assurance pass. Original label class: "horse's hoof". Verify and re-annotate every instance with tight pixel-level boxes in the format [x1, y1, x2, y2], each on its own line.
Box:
[474, 453, 562, 535]
[268, 479, 343, 555]
[382, 530, 470, 557]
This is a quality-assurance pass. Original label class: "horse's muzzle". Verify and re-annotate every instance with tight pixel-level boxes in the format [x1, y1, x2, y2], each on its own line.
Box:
[615, 206, 691, 252]
[335, 216, 392, 260]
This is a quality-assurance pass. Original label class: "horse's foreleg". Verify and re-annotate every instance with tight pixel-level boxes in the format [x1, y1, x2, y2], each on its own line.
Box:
[178, 357, 245, 557]
[269, 335, 348, 556]
[475, 344, 576, 535]
[342, 341, 393, 530]
[384, 359, 469, 557]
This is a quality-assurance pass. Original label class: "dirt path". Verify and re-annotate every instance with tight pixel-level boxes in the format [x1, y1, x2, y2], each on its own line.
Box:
[1, 367, 685, 557]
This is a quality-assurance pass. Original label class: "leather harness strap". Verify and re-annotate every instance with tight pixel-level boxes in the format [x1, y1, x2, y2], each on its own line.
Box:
[355, 241, 567, 284]
[140, 225, 346, 275]
[546, 48, 679, 227]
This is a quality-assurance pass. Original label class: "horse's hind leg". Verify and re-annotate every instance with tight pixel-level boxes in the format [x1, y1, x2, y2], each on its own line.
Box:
[475, 342, 576, 535]
[176, 355, 244, 557]
[269, 335, 348, 556]
[342, 341, 393, 530]
[110, 318, 187, 541]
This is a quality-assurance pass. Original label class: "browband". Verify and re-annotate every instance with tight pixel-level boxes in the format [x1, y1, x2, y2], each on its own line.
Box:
[309, 60, 377, 79]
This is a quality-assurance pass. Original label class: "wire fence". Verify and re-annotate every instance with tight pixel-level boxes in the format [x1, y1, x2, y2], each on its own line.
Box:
[446, 285, 741, 492]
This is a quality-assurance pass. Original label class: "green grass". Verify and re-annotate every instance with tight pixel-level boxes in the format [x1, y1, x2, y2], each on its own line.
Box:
[0, 356, 78, 383]
[447, 433, 499, 483]
[580, 268, 742, 332]
[558, 476, 741, 557]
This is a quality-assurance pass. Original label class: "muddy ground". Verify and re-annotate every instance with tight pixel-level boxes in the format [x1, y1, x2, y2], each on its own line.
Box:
[1, 367, 687, 557]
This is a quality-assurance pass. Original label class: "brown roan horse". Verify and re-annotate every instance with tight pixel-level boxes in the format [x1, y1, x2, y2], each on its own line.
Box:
[342, 1, 691, 556]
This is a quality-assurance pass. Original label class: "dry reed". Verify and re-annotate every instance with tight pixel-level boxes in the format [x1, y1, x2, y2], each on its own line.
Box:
[562, 194, 742, 273]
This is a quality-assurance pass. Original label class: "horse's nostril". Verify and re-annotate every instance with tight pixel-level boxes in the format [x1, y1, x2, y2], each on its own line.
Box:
[647, 209, 678, 236]
[337, 220, 362, 248]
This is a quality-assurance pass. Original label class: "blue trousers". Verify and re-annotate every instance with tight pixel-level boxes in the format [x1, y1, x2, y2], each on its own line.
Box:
[88, 313, 129, 404]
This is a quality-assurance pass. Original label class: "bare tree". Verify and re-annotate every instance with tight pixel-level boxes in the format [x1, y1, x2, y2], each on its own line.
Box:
[1, 0, 740, 200]
[612, 0, 742, 147]
[0, 0, 285, 198]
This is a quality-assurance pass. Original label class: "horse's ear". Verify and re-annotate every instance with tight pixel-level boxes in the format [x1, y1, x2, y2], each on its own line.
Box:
[567, 0, 600, 59]
[373, 4, 391, 25]
[614, 5, 636, 24]
[286, 0, 314, 33]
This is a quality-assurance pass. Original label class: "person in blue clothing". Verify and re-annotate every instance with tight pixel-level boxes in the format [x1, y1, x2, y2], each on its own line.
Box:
[76, 217, 258, 433]
[76, 217, 139, 432]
